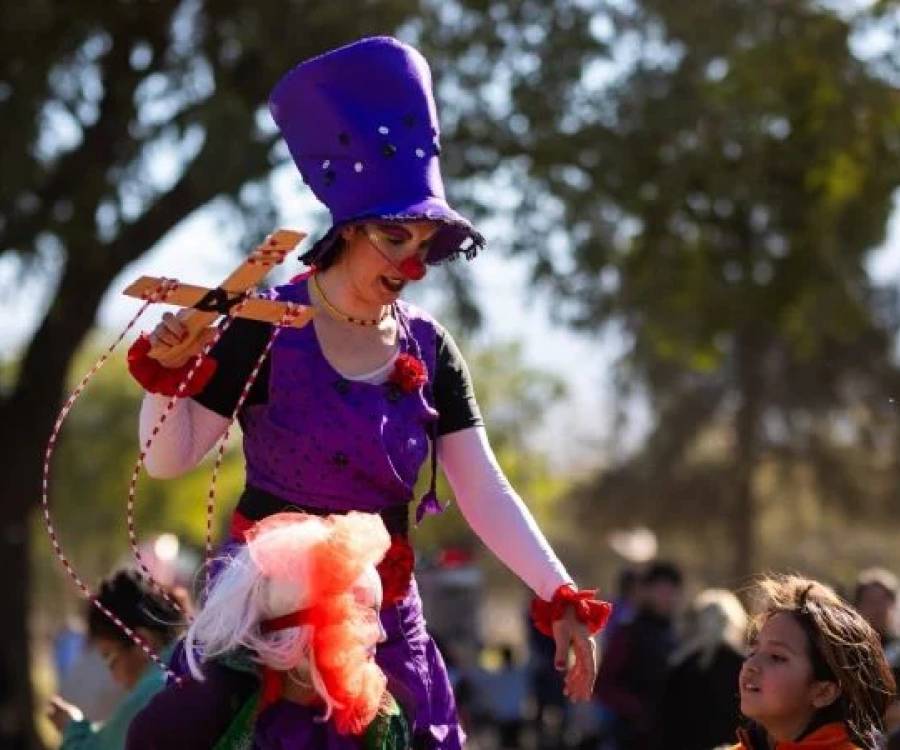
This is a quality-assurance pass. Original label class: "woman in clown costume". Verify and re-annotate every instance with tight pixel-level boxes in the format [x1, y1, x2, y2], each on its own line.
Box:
[127, 36, 608, 750]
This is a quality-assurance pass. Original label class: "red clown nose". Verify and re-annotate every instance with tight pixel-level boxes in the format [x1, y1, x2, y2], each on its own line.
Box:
[399, 256, 426, 281]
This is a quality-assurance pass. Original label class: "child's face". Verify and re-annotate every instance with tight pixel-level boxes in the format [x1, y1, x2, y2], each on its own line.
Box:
[95, 635, 149, 690]
[739, 612, 839, 740]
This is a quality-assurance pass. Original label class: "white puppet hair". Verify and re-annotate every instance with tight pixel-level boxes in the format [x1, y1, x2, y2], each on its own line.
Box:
[184, 518, 330, 680]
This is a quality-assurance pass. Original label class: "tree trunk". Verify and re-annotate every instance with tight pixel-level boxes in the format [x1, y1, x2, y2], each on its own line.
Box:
[0, 480, 36, 750]
[0, 252, 121, 748]
[0, 468, 40, 750]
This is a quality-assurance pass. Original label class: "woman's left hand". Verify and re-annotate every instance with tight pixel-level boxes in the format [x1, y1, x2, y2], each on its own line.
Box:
[552, 604, 598, 702]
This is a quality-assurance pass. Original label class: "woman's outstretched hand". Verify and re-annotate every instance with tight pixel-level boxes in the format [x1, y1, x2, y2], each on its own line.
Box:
[552, 604, 598, 702]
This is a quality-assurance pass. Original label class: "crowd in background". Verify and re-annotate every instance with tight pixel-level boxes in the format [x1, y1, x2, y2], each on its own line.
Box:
[447, 563, 900, 750]
[44, 559, 900, 749]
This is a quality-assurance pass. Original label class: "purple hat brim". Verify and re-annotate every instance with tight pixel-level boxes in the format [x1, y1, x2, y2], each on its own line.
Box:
[300, 195, 484, 267]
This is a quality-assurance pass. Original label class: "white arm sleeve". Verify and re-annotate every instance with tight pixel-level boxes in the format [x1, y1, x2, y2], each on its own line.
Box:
[138, 394, 230, 478]
[437, 426, 573, 601]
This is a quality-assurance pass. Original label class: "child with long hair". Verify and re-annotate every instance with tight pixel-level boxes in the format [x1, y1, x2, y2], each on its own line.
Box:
[169, 510, 407, 749]
[731, 574, 896, 750]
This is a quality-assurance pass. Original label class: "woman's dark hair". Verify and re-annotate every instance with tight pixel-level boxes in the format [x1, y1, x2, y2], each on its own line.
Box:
[87, 569, 184, 648]
[748, 574, 896, 748]
[308, 234, 347, 271]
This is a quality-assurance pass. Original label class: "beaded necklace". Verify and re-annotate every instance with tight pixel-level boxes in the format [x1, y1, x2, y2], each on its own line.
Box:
[310, 272, 390, 327]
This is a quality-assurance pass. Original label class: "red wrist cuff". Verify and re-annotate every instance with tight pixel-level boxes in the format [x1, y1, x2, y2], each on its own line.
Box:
[127, 335, 217, 397]
[530, 584, 613, 637]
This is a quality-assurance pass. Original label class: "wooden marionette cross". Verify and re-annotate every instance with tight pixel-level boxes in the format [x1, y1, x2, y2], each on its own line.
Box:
[122, 229, 316, 367]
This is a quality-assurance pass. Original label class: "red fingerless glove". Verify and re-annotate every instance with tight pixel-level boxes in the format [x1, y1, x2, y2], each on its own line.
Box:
[530, 584, 613, 637]
[126, 334, 217, 397]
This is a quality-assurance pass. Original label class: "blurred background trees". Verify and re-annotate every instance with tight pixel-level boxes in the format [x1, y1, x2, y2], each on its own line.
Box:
[4, 0, 900, 746]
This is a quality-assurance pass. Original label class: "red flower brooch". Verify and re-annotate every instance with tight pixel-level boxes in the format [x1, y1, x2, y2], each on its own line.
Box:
[388, 353, 427, 393]
[377, 536, 415, 604]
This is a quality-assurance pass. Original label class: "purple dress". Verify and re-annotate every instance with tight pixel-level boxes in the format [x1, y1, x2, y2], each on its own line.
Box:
[129, 280, 463, 750]
[242, 281, 460, 748]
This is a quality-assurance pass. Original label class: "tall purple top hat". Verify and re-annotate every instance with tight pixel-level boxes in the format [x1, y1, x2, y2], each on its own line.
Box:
[269, 36, 484, 267]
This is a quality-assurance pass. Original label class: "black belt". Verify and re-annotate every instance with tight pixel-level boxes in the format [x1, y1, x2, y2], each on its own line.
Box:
[235, 485, 410, 537]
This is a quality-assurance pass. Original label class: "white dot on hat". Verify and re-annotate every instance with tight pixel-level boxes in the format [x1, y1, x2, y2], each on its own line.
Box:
[322, 160, 330, 169]
[415, 148, 425, 158]
[354, 162, 364, 173]
[378, 126, 390, 134]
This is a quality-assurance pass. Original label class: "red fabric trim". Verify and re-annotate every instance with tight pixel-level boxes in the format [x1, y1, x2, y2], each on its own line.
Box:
[260, 609, 313, 634]
[377, 536, 415, 605]
[126, 334, 217, 397]
[530, 584, 613, 637]
[288, 267, 317, 284]
[230, 510, 254, 541]
[259, 667, 284, 714]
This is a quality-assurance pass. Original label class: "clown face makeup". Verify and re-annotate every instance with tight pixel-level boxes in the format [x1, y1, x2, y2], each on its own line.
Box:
[332, 221, 437, 307]
[362, 221, 436, 282]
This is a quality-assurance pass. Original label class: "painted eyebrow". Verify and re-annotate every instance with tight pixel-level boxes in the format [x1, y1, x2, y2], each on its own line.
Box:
[373, 222, 411, 239]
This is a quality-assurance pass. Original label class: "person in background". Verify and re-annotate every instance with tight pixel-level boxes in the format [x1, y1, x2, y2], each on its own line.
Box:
[655, 588, 747, 749]
[731, 574, 895, 750]
[601, 567, 639, 648]
[47, 569, 184, 750]
[854, 567, 899, 651]
[482, 645, 529, 750]
[594, 560, 684, 750]
[853, 568, 900, 743]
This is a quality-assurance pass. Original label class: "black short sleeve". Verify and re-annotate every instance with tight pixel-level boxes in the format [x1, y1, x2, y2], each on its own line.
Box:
[433, 326, 483, 436]
[191, 318, 272, 417]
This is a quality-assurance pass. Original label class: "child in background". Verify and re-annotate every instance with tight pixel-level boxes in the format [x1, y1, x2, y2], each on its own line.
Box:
[732, 574, 896, 750]
[47, 569, 184, 749]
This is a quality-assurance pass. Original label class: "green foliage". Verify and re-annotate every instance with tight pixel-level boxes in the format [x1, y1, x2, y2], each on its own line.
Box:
[446, 0, 900, 574]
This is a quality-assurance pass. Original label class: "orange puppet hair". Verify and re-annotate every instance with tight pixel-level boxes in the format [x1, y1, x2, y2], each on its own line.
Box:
[245, 511, 391, 734]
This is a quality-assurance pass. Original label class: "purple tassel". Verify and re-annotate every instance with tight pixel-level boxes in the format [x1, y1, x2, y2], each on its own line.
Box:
[415, 490, 444, 525]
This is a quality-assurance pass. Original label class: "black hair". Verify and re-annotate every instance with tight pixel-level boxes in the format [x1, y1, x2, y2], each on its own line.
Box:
[87, 569, 184, 648]
[312, 234, 347, 271]
[640, 560, 683, 588]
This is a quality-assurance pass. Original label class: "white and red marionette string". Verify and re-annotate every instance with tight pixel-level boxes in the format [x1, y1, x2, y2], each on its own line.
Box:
[42, 245, 303, 681]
